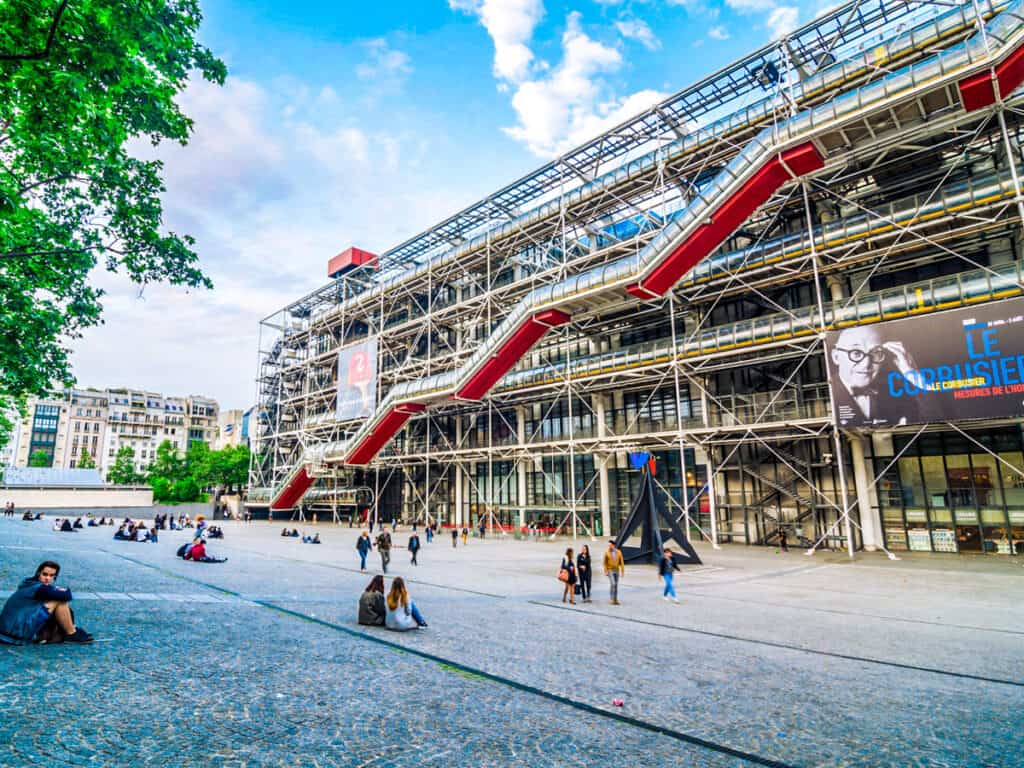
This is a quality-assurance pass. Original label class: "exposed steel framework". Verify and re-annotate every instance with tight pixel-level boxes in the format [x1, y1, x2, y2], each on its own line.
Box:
[249, 1, 1024, 554]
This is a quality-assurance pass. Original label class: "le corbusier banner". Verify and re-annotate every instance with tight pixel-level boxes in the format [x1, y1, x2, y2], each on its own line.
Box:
[337, 338, 378, 421]
[826, 298, 1024, 429]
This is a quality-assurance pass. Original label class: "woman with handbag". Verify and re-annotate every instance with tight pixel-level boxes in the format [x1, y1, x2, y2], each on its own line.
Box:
[559, 547, 577, 605]
[576, 544, 592, 603]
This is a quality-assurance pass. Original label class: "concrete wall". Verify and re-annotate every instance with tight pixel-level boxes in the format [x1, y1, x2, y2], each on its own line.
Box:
[0, 487, 153, 509]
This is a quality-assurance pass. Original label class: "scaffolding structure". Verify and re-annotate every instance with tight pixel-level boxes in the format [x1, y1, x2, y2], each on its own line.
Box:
[249, 0, 1024, 554]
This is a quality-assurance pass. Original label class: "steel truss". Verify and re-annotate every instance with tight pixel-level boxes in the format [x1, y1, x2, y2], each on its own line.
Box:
[249, 1, 1024, 557]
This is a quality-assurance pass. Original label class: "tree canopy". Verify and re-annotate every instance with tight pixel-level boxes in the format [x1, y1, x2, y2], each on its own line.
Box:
[146, 439, 249, 502]
[0, 0, 226, 450]
[106, 444, 143, 485]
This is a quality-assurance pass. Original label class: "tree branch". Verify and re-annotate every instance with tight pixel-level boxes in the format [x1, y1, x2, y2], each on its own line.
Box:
[0, 0, 71, 62]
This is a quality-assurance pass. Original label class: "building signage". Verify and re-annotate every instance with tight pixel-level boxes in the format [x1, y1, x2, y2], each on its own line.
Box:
[337, 338, 378, 421]
[826, 298, 1024, 429]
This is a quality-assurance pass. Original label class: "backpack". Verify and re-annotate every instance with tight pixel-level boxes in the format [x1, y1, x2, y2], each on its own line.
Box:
[176, 543, 188, 559]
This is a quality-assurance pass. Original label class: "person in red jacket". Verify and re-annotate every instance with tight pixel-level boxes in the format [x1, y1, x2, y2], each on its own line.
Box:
[185, 539, 227, 563]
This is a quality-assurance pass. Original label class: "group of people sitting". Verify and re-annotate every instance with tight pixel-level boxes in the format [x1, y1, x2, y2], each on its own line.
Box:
[87, 517, 116, 526]
[20, 510, 43, 521]
[113, 519, 158, 543]
[52, 517, 83, 532]
[358, 576, 428, 631]
[280, 527, 320, 544]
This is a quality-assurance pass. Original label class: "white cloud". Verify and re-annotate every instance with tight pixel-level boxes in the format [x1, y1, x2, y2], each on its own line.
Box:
[457, 8, 666, 157]
[615, 18, 661, 51]
[356, 38, 412, 81]
[450, 0, 544, 83]
[71, 76, 471, 410]
[725, 0, 800, 40]
[765, 6, 798, 37]
[708, 24, 729, 40]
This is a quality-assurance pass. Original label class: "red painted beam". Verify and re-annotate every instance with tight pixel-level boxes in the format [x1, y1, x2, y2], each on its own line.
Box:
[628, 142, 824, 298]
[456, 310, 572, 400]
[345, 403, 426, 466]
[959, 42, 1024, 111]
[270, 467, 313, 510]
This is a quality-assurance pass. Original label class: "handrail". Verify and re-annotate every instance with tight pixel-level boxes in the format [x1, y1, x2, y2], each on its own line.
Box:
[324, 1, 1024, 466]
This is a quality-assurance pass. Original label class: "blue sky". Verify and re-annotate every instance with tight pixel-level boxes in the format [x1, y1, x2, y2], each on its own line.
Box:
[70, 0, 825, 410]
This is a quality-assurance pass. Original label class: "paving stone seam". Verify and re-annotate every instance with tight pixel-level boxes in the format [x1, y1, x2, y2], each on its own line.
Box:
[108, 551, 797, 768]
[677, 588, 1024, 637]
[227, 543, 1024, 638]
[528, 601, 1024, 689]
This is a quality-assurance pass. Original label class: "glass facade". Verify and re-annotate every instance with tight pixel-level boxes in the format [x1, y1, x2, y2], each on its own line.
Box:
[871, 427, 1024, 555]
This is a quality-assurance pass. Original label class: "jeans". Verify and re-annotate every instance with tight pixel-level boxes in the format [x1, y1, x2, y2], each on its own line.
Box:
[409, 601, 426, 626]
[411, 550, 418, 565]
[579, 572, 591, 600]
[608, 572, 620, 602]
[380, 551, 390, 572]
[663, 572, 676, 599]
[359, 552, 367, 570]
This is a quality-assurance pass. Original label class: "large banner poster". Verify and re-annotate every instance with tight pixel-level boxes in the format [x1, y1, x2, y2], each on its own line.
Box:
[337, 338, 378, 421]
[826, 298, 1024, 429]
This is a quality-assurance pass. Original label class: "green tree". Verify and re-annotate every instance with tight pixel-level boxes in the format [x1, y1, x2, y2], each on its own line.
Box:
[76, 447, 96, 469]
[0, 1, 226, 456]
[106, 445, 142, 485]
[146, 439, 202, 502]
[28, 449, 51, 467]
[185, 440, 212, 488]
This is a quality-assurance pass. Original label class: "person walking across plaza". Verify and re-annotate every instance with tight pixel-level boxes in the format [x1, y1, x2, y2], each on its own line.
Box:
[659, 547, 680, 603]
[603, 540, 625, 605]
[559, 547, 577, 605]
[408, 531, 421, 566]
[356, 530, 372, 570]
[376, 527, 392, 573]
[576, 544, 592, 603]
[461, 526, 469, 546]
[0, 560, 93, 644]
[425, 524, 433, 544]
[451, 527, 458, 548]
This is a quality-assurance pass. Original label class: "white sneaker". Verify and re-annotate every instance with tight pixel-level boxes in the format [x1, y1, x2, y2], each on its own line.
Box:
[662, 596, 670, 601]
[672, 598, 679, 603]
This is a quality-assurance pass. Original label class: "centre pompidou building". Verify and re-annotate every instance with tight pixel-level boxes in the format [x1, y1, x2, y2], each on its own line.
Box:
[249, 1, 1024, 557]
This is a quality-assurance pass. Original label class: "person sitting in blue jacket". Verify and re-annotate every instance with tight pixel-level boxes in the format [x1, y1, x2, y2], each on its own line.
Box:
[0, 561, 93, 645]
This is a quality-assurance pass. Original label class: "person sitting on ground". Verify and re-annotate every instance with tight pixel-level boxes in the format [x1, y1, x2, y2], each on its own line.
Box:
[0, 560, 93, 645]
[185, 538, 227, 563]
[207, 526, 224, 539]
[52, 518, 63, 532]
[87, 517, 98, 527]
[358, 575, 386, 626]
[385, 577, 428, 631]
[134, 521, 149, 542]
[73, 517, 84, 529]
[113, 523, 131, 541]
[301, 532, 312, 543]
[310, 533, 321, 544]
[22, 511, 34, 521]
[291, 528, 300, 538]
[34, 512, 43, 520]
[59, 519, 75, 533]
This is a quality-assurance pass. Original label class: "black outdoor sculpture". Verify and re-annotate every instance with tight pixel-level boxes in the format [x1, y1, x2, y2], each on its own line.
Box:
[614, 459, 701, 565]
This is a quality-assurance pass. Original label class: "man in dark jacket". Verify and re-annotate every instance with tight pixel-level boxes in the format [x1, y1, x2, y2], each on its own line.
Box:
[0, 561, 93, 644]
[408, 533, 421, 566]
[375, 528, 392, 573]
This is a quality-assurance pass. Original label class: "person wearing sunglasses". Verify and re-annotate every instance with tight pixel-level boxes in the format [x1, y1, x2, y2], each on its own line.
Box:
[830, 325, 922, 427]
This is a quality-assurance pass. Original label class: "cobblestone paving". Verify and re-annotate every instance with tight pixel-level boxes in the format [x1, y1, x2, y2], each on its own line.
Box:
[1, 519, 1022, 767]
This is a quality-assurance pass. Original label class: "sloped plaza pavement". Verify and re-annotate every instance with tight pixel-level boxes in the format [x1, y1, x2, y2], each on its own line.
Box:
[1, 517, 1022, 767]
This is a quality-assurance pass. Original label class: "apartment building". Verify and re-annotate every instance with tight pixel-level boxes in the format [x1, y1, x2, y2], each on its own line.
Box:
[10, 388, 220, 477]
